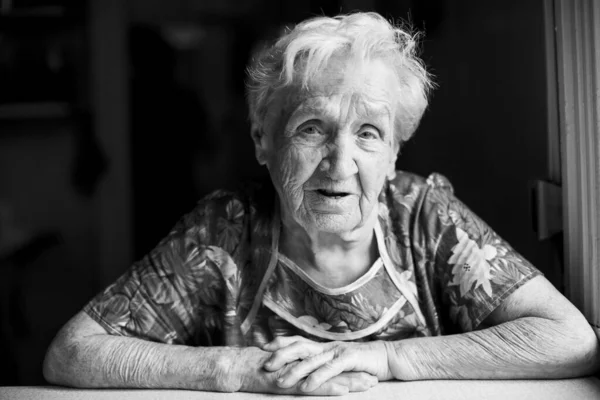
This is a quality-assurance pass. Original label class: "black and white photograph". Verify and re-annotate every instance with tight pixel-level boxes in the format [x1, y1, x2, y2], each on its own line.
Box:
[1, 0, 599, 399]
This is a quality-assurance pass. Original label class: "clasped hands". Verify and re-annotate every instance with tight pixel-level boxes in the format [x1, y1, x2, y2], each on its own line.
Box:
[238, 335, 396, 396]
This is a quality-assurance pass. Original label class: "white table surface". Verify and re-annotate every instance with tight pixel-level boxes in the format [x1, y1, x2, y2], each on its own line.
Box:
[2, 378, 600, 400]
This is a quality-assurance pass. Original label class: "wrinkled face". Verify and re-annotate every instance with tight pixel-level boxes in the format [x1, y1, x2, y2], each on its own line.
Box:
[254, 56, 400, 236]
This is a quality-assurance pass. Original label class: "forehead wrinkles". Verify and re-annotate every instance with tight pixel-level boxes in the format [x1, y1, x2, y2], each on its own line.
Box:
[349, 91, 392, 120]
[293, 91, 392, 124]
[339, 91, 381, 123]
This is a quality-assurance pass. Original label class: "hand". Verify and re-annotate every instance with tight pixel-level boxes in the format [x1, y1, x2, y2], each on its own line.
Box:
[227, 346, 378, 396]
[261, 335, 394, 393]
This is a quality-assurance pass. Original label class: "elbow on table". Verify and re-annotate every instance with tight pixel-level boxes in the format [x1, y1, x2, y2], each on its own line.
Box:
[554, 316, 600, 378]
[43, 331, 84, 387]
[42, 342, 62, 385]
[576, 326, 600, 376]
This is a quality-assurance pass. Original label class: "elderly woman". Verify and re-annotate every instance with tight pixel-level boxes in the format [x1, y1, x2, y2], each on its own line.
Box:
[44, 12, 598, 395]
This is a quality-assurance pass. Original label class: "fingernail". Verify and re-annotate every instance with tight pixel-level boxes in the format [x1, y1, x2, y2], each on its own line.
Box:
[300, 382, 309, 391]
[276, 377, 285, 387]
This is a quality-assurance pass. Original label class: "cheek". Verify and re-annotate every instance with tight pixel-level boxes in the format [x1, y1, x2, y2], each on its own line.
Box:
[269, 140, 323, 193]
[357, 151, 392, 199]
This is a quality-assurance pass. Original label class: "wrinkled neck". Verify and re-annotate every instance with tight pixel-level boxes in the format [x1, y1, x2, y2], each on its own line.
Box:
[279, 206, 380, 288]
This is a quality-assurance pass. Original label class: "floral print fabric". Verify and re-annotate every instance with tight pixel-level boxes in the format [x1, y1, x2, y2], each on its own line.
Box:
[262, 251, 428, 342]
[83, 172, 541, 346]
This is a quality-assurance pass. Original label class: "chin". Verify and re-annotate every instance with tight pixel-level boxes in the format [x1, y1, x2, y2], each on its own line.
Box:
[307, 213, 360, 234]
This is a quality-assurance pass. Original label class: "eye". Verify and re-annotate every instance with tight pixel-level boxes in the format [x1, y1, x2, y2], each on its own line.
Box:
[301, 126, 321, 135]
[358, 125, 381, 140]
[298, 121, 324, 136]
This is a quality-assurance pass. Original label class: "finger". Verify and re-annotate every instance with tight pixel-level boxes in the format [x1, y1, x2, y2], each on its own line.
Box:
[301, 354, 355, 393]
[275, 351, 334, 388]
[265, 341, 324, 371]
[266, 361, 347, 396]
[330, 372, 378, 392]
[302, 381, 349, 396]
[263, 335, 311, 351]
[274, 379, 348, 396]
[347, 372, 378, 392]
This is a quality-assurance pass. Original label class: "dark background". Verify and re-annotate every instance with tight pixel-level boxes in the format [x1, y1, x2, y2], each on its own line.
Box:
[0, 0, 562, 385]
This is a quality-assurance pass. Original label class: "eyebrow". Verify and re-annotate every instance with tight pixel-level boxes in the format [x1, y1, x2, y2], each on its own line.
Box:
[293, 102, 323, 117]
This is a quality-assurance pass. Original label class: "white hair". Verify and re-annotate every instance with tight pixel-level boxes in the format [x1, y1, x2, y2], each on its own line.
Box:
[245, 12, 434, 144]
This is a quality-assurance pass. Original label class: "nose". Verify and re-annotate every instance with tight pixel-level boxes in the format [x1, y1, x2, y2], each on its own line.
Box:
[319, 134, 358, 180]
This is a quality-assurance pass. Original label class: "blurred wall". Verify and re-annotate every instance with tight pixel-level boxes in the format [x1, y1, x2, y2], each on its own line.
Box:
[0, 125, 98, 384]
[396, 0, 562, 287]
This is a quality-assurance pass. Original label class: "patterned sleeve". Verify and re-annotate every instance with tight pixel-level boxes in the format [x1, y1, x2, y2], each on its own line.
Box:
[419, 174, 542, 333]
[83, 190, 247, 345]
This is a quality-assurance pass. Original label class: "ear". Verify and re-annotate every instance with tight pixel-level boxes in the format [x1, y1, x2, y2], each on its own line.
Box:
[251, 124, 269, 166]
[387, 140, 400, 180]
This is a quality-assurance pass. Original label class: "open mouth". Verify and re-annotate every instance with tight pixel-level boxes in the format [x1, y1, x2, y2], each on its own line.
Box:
[316, 189, 351, 198]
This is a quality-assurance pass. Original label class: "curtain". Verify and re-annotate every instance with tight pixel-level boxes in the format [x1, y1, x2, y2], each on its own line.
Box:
[554, 0, 600, 338]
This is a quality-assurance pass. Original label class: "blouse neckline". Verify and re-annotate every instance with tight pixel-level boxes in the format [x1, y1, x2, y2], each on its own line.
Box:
[275, 218, 392, 296]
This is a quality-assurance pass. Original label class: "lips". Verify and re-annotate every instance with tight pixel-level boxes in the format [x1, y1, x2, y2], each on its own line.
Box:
[315, 189, 352, 198]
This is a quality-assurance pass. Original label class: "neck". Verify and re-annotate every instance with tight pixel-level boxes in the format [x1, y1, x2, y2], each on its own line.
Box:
[279, 208, 380, 288]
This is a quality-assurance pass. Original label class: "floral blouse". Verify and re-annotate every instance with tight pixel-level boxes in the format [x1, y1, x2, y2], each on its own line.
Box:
[83, 172, 541, 346]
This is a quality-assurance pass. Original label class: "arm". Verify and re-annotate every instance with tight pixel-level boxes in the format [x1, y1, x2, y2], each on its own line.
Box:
[385, 176, 599, 380]
[387, 275, 600, 380]
[43, 311, 241, 391]
[43, 311, 376, 394]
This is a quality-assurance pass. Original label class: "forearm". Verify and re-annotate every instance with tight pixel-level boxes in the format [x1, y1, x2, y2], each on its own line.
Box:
[44, 334, 242, 391]
[388, 317, 599, 380]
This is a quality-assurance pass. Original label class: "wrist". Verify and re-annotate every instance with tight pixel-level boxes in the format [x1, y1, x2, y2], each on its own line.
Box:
[230, 347, 271, 392]
[205, 347, 245, 392]
[385, 340, 417, 381]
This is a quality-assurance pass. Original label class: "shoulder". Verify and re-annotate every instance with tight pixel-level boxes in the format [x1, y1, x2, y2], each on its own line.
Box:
[170, 189, 241, 232]
[384, 171, 462, 259]
[388, 170, 453, 193]
[166, 181, 274, 255]
[164, 188, 248, 255]
[386, 170, 455, 212]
